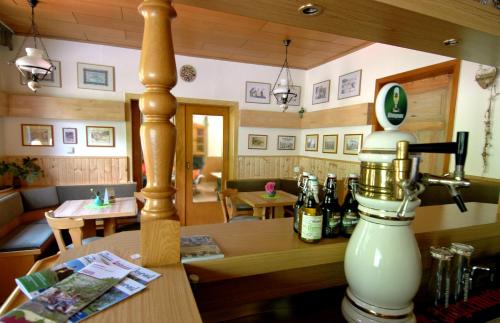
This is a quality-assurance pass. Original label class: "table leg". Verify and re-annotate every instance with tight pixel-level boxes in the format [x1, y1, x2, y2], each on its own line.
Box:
[82, 220, 96, 238]
[103, 218, 117, 236]
[253, 207, 266, 220]
[274, 206, 285, 218]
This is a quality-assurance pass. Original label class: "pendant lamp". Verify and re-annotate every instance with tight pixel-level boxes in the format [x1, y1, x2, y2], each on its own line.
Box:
[271, 39, 296, 112]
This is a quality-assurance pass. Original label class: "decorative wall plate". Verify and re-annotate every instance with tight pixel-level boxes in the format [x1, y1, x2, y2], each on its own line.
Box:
[180, 64, 197, 82]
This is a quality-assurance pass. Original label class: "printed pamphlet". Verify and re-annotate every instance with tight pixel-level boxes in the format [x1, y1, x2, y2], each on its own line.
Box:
[181, 235, 224, 263]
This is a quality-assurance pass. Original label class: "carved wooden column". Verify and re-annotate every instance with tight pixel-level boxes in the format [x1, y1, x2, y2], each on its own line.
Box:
[138, 0, 180, 267]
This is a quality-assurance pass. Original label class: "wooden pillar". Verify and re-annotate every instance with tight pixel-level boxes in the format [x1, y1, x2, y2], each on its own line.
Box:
[138, 0, 180, 267]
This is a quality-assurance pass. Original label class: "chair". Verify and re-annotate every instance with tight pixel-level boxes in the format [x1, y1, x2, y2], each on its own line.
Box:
[44, 211, 101, 251]
[218, 189, 260, 223]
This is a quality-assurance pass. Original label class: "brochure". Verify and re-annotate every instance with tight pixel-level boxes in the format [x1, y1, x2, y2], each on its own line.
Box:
[181, 235, 224, 263]
[95, 251, 161, 285]
[1, 262, 129, 323]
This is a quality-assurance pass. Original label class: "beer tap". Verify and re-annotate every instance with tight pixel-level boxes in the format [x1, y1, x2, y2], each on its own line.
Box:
[409, 132, 470, 212]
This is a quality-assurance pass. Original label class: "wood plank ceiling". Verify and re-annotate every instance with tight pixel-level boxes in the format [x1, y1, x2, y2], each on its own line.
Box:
[0, 0, 371, 69]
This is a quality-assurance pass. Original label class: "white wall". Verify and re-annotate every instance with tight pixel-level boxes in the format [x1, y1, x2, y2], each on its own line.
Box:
[3, 117, 127, 156]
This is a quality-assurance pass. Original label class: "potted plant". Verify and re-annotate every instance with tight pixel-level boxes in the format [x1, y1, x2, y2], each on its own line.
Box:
[0, 157, 44, 188]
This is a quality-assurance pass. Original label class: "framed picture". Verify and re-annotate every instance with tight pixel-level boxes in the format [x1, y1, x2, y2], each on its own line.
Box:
[322, 135, 338, 154]
[312, 80, 330, 105]
[343, 134, 363, 155]
[305, 134, 319, 151]
[338, 69, 362, 100]
[245, 81, 271, 104]
[21, 124, 54, 146]
[86, 126, 115, 147]
[274, 85, 301, 106]
[62, 128, 78, 144]
[77, 63, 115, 91]
[20, 60, 61, 88]
[277, 135, 296, 150]
[248, 134, 268, 150]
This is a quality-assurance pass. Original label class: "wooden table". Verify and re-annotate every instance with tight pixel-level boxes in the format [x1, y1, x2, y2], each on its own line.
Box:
[53, 197, 137, 236]
[237, 190, 297, 219]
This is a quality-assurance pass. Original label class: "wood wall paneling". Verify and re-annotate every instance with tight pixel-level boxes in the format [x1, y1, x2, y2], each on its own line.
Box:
[7, 94, 125, 121]
[0, 92, 7, 117]
[1, 156, 128, 186]
[239, 110, 301, 129]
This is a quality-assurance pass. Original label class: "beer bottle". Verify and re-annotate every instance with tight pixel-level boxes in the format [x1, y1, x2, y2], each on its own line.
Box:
[341, 174, 359, 237]
[321, 173, 342, 238]
[299, 175, 323, 243]
[294, 172, 309, 233]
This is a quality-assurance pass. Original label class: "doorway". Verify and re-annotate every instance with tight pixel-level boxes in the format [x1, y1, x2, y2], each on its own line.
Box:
[374, 60, 460, 175]
[178, 104, 229, 226]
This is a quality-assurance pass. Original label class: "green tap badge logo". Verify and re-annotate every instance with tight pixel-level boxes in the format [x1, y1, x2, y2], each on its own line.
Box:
[384, 85, 407, 126]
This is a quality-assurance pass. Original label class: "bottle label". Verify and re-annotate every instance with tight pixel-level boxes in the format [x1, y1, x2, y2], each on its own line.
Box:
[328, 212, 341, 228]
[342, 211, 359, 234]
[301, 213, 322, 240]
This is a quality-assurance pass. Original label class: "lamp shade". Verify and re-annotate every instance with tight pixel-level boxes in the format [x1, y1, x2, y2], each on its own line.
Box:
[15, 48, 53, 75]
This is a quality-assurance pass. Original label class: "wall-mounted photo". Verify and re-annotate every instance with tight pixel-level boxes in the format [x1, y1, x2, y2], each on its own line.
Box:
[322, 135, 338, 154]
[248, 134, 268, 150]
[20, 60, 61, 88]
[277, 135, 296, 150]
[86, 126, 115, 147]
[312, 80, 330, 105]
[78, 63, 115, 91]
[62, 128, 78, 144]
[343, 134, 363, 155]
[21, 124, 54, 146]
[305, 134, 319, 151]
[274, 85, 301, 106]
[338, 69, 362, 100]
[245, 81, 271, 104]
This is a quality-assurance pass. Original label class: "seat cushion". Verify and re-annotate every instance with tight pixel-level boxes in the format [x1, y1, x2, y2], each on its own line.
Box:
[229, 216, 261, 222]
[21, 186, 59, 211]
[0, 192, 24, 228]
[57, 183, 137, 203]
[0, 223, 53, 252]
[235, 202, 253, 212]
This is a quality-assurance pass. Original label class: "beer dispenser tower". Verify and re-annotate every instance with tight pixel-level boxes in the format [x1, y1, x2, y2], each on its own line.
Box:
[341, 83, 470, 322]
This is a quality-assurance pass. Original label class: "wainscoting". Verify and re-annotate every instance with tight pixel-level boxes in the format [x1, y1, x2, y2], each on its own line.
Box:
[1, 156, 129, 186]
[236, 155, 360, 181]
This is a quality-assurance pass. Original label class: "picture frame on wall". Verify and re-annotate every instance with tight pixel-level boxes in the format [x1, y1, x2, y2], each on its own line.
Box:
[77, 62, 115, 91]
[305, 134, 319, 151]
[62, 128, 78, 144]
[20, 60, 61, 88]
[248, 134, 268, 150]
[312, 80, 330, 105]
[274, 85, 301, 106]
[21, 124, 54, 146]
[86, 126, 115, 147]
[322, 135, 338, 154]
[343, 134, 363, 155]
[245, 81, 271, 104]
[277, 135, 296, 150]
[338, 69, 362, 100]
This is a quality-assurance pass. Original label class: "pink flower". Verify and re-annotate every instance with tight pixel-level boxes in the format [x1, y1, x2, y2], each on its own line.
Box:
[265, 181, 276, 194]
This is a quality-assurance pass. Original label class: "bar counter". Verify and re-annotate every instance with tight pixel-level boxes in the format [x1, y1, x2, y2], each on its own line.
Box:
[1, 202, 499, 322]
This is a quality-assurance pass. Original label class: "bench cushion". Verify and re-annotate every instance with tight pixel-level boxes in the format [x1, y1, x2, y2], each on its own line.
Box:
[0, 193, 24, 228]
[21, 186, 59, 211]
[56, 183, 137, 203]
[0, 223, 53, 252]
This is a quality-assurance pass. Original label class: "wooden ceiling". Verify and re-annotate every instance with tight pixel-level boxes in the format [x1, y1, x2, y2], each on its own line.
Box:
[0, 0, 371, 69]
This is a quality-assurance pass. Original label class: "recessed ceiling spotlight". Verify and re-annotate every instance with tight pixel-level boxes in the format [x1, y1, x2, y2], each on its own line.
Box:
[443, 38, 460, 46]
[298, 3, 323, 16]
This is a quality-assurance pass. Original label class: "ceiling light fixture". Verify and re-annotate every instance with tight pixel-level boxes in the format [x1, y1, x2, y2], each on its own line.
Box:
[298, 3, 323, 16]
[272, 39, 296, 112]
[10, 0, 55, 92]
[443, 38, 460, 47]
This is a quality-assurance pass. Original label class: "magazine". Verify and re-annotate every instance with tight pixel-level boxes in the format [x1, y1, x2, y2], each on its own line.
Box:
[181, 235, 224, 263]
[95, 251, 161, 284]
[1, 262, 129, 323]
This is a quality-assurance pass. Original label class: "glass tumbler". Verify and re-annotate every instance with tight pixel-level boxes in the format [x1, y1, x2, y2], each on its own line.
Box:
[428, 246, 453, 308]
[449, 242, 474, 303]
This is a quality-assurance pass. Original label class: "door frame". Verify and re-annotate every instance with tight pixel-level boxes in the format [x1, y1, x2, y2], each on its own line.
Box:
[373, 59, 461, 173]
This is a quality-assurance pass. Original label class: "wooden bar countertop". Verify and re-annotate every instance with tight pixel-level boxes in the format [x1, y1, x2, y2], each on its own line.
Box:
[1, 202, 499, 321]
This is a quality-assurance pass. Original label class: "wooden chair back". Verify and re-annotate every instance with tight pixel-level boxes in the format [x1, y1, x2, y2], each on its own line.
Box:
[44, 210, 85, 251]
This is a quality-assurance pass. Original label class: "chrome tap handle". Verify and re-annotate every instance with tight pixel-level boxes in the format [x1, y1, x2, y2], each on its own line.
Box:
[397, 181, 425, 217]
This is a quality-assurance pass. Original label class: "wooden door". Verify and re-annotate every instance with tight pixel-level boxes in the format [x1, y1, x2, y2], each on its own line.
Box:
[183, 104, 229, 225]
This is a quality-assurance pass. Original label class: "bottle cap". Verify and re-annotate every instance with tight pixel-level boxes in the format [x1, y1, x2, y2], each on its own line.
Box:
[302, 171, 310, 176]
[308, 175, 317, 180]
[450, 242, 474, 256]
[348, 173, 358, 179]
[327, 173, 336, 178]
[430, 246, 453, 260]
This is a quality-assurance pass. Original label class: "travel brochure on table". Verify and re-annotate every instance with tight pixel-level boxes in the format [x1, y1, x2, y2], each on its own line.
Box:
[3, 251, 161, 323]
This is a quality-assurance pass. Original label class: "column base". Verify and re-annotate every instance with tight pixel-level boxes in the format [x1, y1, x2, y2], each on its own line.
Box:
[341, 288, 416, 323]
